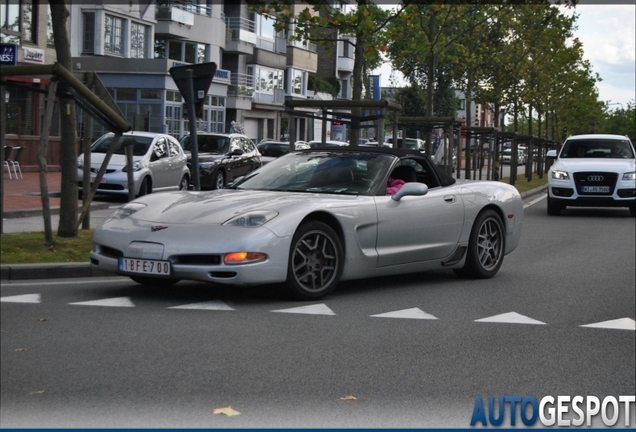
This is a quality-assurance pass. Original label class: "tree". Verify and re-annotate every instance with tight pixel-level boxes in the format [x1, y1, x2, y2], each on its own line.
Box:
[49, 0, 78, 237]
[249, 0, 409, 145]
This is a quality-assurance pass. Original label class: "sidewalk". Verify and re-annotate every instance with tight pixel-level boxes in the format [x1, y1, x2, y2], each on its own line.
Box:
[2, 170, 109, 219]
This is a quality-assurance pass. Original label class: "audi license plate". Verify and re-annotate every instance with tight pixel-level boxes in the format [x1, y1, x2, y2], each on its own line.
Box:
[582, 186, 610, 193]
[119, 257, 171, 276]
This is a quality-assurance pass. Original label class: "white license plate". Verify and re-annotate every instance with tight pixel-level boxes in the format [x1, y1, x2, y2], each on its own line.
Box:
[118, 258, 171, 275]
[582, 186, 610, 193]
[90, 176, 107, 184]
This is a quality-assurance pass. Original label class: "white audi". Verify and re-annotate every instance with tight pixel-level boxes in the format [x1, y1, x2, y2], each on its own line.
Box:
[547, 134, 636, 216]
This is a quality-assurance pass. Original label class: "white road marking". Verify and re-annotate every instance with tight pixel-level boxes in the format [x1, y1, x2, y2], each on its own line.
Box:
[168, 301, 234, 311]
[69, 297, 135, 307]
[0, 293, 41, 303]
[271, 303, 336, 315]
[475, 311, 546, 325]
[523, 193, 547, 209]
[580, 317, 635, 331]
[370, 307, 439, 320]
[1, 278, 130, 287]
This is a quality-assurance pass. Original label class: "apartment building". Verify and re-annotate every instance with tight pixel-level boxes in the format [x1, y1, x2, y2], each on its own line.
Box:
[63, 0, 324, 144]
[1, 1, 58, 136]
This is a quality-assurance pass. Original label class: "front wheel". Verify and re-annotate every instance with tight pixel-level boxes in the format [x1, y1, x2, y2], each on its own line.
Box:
[454, 209, 505, 279]
[547, 197, 563, 216]
[285, 221, 343, 300]
[212, 170, 225, 190]
[179, 174, 190, 190]
[137, 177, 150, 197]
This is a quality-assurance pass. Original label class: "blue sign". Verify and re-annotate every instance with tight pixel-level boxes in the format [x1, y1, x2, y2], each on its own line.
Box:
[0, 44, 18, 66]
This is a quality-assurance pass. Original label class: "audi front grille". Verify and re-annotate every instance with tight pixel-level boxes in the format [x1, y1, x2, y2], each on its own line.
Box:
[573, 172, 618, 195]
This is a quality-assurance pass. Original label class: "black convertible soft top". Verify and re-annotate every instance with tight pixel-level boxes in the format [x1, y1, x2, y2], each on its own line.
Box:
[299, 146, 457, 187]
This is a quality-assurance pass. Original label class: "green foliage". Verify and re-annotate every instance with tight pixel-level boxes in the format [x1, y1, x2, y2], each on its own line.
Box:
[308, 74, 339, 97]
[600, 102, 636, 142]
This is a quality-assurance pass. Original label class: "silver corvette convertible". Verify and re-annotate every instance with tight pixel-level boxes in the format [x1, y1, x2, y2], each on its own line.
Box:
[90, 147, 523, 300]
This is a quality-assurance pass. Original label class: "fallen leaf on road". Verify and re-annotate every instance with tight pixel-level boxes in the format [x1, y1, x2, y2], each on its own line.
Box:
[14, 348, 27, 352]
[38, 318, 47, 322]
[30, 390, 45, 395]
[340, 395, 357, 401]
[213, 406, 241, 416]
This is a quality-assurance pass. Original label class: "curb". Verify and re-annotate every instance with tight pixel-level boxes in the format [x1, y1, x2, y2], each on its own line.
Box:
[1, 262, 112, 281]
[1, 185, 549, 283]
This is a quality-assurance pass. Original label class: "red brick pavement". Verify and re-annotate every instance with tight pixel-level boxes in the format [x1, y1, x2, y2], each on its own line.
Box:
[2, 170, 64, 211]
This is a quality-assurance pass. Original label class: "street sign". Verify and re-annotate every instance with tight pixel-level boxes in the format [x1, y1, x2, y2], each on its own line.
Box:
[169, 62, 217, 118]
[0, 44, 18, 66]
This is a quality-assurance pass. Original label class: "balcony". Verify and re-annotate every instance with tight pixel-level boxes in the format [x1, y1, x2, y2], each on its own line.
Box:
[337, 55, 354, 73]
[227, 72, 254, 111]
[224, 16, 256, 54]
[253, 88, 285, 106]
[155, 6, 195, 39]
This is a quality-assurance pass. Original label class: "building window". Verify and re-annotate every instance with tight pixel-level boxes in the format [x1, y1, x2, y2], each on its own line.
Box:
[287, 68, 306, 96]
[82, 12, 94, 54]
[104, 14, 124, 55]
[22, 1, 35, 43]
[130, 21, 148, 59]
[46, 5, 54, 46]
[457, 99, 466, 110]
[254, 65, 282, 94]
[0, 0, 20, 43]
[339, 79, 348, 99]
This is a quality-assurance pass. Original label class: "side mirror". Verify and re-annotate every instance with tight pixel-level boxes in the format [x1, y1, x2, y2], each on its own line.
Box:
[230, 148, 244, 156]
[546, 150, 557, 158]
[391, 182, 429, 201]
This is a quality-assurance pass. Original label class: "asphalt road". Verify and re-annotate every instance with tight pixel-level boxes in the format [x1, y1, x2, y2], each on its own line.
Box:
[1, 197, 634, 428]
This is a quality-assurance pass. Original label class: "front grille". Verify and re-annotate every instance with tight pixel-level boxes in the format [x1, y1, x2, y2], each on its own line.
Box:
[97, 245, 124, 258]
[91, 167, 117, 174]
[173, 254, 222, 265]
[97, 184, 125, 191]
[573, 172, 617, 195]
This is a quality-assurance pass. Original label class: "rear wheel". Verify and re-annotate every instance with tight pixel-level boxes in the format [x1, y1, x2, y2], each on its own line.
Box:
[130, 276, 179, 287]
[547, 197, 563, 216]
[454, 209, 505, 279]
[285, 221, 343, 300]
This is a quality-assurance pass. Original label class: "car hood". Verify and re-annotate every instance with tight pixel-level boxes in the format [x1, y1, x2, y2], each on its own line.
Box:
[82, 152, 143, 168]
[124, 189, 358, 225]
[552, 158, 635, 173]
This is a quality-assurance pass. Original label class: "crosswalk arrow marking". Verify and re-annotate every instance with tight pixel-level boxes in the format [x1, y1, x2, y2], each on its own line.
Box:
[1, 294, 41, 303]
[69, 297, 135, 307]
[475, 311, 546, 325]
[371, 307, 439, 320]
[580, 317, 635, 331]
[168, 301, 234, 311]
[271, 303, 336, 315]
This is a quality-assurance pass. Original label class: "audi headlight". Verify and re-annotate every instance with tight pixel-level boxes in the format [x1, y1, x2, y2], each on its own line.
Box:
[622, 172, 636, 181]
[123, 161, 143, 172]
[551, 170, 569, 180]
[223, 211, 278, 227]
[110, 202, 147, 219]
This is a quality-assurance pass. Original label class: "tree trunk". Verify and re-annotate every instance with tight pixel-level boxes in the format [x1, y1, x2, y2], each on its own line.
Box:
[39, 79, 59, 246]
[50, 1, 78, 237]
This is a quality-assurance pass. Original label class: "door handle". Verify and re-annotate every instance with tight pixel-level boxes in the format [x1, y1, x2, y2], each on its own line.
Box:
[444, 195, 456, 203]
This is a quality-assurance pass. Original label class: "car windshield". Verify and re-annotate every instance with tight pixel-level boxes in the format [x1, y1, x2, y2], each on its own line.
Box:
[180, 135, 229, 154]
[233, 151, 396, 195]
[257, 143, 290, 157]
[91, 134, 153, 156]
[560, 139, 635, 159]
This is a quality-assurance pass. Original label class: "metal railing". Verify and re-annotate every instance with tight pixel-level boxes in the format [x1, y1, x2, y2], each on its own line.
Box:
[224, 16, 255, 33]
[228, 73, 254, 98]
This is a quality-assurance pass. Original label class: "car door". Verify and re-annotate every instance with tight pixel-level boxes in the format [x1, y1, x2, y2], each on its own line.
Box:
[166, 136, 185, 186]
[375, 160, 465, 267]
[148, 137, 171, 189]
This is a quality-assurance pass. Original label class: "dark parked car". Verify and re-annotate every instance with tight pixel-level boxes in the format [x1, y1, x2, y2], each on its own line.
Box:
[257, 140, 310, 165]
[179, 132, 261, 189]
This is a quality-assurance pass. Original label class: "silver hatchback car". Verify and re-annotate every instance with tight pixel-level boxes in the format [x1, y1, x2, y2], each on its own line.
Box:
[77, 131, 190, 198]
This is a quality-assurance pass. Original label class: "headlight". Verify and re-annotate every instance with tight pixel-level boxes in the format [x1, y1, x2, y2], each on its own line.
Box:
[123, 161, 142, 172]
[200, 162, 215, 169]
[223, 211, 278, 227]
[110, 202, 147, 219]
[77, 157, 83, 169]
[622, 172, 636, 181]
[551, 170, 569, 180]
